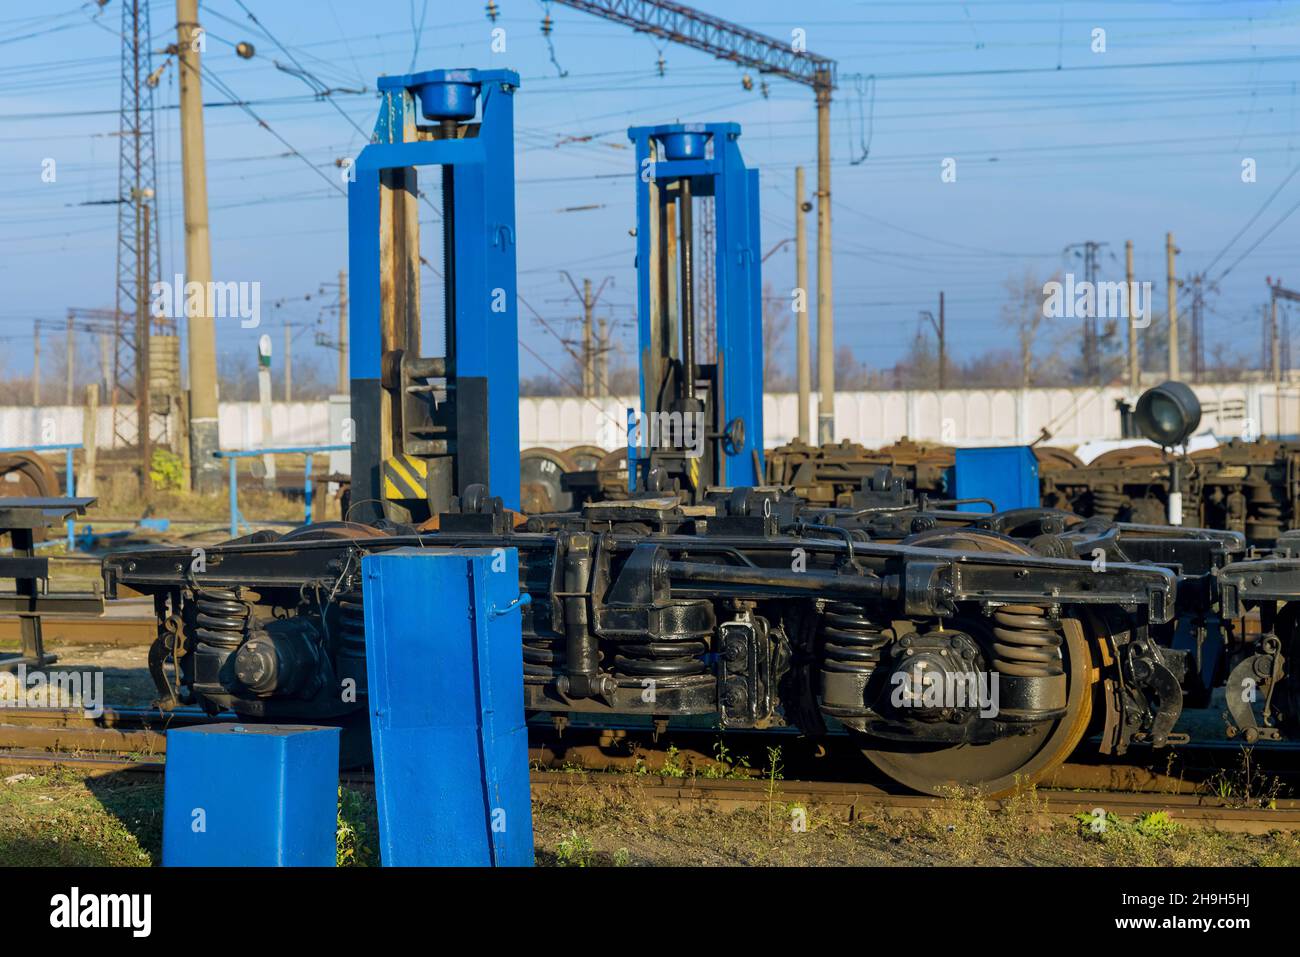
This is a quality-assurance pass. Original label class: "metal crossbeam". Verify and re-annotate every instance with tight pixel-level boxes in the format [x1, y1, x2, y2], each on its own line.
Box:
[550, 0, 836, 88]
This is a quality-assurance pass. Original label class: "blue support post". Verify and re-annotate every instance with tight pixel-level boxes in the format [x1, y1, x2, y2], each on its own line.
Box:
[162, 723, 340, 867]
[628, 123, 764, 490]
[348, 69, 522, 519]
[304, 452, 313, 525]
[227, 456, 239, 537]
[214, 444, 348, 537]
[362, 547, 534, 866]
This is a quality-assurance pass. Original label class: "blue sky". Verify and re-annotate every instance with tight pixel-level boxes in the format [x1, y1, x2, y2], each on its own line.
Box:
[2, 0, 1299, 389]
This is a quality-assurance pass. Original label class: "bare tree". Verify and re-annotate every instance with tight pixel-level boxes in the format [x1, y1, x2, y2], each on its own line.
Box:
[1003, 268, 1058, 388]
[761, 281, 793, 389]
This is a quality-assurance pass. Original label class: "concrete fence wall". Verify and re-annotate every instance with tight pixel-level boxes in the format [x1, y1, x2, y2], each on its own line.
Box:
[519, 382, 1298, 450]
[4, 381, 1296, 456]
[0, 401, 334, 451]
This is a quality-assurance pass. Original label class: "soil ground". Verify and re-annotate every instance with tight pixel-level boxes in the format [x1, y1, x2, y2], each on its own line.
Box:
[3, 767, 1299, 867]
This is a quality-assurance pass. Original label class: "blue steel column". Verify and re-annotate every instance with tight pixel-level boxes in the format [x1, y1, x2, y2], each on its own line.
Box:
[348, 70, 521, 517]
[628, 122, 765, 488]
[346, 162, 384, 524]
[451, 77, 520, 510]
[715, 132, 764, 484]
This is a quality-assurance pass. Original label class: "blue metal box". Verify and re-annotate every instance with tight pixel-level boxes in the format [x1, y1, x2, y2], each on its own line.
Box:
[362, 547, 534, 866]
[953, 446, 1040, 512]
[162, 723, 340, 867]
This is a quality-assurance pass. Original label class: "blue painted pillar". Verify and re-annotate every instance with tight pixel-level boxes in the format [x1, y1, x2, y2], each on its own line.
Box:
[162, 724, 340, 866]
[362, 547, 534, 866]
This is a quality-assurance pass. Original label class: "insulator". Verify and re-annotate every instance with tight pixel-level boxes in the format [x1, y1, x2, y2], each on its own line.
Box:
[192, 587, 249, 648]
[819, 601, 890, 675]
[991, 604, 1063, 678]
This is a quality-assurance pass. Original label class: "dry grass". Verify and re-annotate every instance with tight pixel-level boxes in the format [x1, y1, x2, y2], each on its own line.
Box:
[3, 768, 1300, 867]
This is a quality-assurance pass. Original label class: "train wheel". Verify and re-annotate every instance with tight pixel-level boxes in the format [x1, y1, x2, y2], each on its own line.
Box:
[520, 447, 575, 513]
[862, 528, 1097, 796]
[861, 617, 1093, 797]
[1033, 446, 1084, 473]
[563, 445, 607, 472]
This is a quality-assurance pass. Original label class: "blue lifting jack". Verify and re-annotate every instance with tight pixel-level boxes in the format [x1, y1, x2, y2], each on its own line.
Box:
[347, 69, 523, 523]
[627, 123, 765, 501]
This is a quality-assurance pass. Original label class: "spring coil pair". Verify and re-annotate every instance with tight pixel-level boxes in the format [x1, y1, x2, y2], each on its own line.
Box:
[611, 636, 709, 678]
[991, 604, 1063, 678]
[522, 636, 565, 676]
[1091, 488, 1124, 519]
[820, 601, 890, 674]
[193, 587, 250, 648]
[335, 587, 365, 654]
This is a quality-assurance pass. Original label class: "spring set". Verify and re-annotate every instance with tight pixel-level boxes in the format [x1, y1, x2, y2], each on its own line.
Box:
[819, 601, 890, 675]
[1247, 484, 1284, 542]
[990, 604, 1063, 677]
[1091, 487, 1124, 519]
[192, 587, 250, 649]
[335, 587, 366, 658]
[611, 637, 709, 678]
[522, 635, 566, 677]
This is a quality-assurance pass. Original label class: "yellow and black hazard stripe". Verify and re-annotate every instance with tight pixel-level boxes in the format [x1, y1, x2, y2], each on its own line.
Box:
[686, 456, 700, 491]
[382, 453, 428, 500]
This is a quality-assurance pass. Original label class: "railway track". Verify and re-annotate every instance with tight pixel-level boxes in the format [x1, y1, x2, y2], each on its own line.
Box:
[0, 747, 1295, 835]
[0, 705, 1296, 827]
[0, 706, 1291, 784]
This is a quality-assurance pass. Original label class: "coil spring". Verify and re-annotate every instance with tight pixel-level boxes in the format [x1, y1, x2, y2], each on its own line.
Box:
[1091, 487, 1124, 519]
[335, 588, 365, 654]
[991, 604, 1063, 678]
[519, 598, 564, 677]
[611, 636, 709, 678]
[192, 587, 250, 648]
[820, 601, 890, 674]
[1247, 485, 1284, 540]
[522, 638, 565, 676]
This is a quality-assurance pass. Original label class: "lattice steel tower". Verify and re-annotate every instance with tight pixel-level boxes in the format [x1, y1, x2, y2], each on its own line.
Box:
[114, 0, 164, 462]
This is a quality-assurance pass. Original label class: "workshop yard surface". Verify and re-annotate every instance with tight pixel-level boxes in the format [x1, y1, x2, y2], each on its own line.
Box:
[2, 769, 1299, 868]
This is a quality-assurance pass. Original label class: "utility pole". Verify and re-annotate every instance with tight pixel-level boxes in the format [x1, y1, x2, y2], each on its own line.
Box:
[1187, 273, 1205, 383]
[938, 291, 946, 389]
[1267, 279, 1300, 439]
[284, 323, 293, 403]
[596, 316, 609, 396]
[176, 0, 220, 492]
[337, 268, 348, 394]
[815, 69, 835, 444]
[919, 293, 946, 389]
[561, 271, 612, 397]
[32, 322, 40, 408]
[65, 313, 75, 406]
[1166, 232, 1180, 380]
[1064, 240, 1107, 383]
[795, 166, 811, 444]
[257, 335, 276, 488]
[1126, 240, 1139, 393]
[582, 278, 593, 396]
